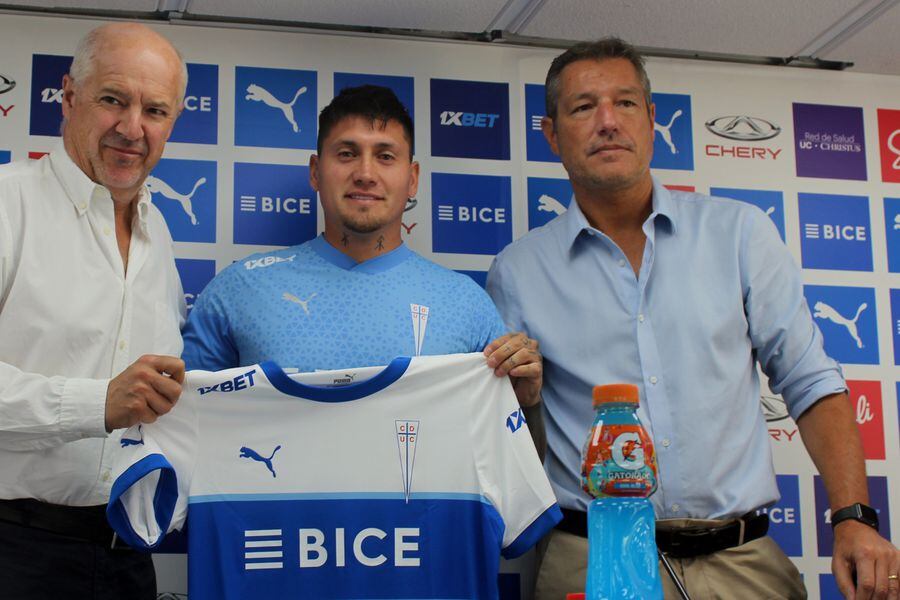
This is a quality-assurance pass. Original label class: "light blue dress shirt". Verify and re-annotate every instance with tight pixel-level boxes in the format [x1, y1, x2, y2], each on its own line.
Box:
[487, 178, 845, 519]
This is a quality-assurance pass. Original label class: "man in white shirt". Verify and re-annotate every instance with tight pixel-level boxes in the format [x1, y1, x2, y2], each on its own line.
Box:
[0, 22, 188, 599]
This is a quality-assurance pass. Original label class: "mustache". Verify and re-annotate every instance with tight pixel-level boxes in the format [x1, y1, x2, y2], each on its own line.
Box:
[102, 133, 147, 155]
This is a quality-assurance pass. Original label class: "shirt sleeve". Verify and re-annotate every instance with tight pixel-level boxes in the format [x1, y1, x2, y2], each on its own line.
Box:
[181, 270, 239, 371]
[471, 367, 561, 558]
[486, 253, 525, 333]
[740, 206, 846, 420]
[106, 380, 199, 550]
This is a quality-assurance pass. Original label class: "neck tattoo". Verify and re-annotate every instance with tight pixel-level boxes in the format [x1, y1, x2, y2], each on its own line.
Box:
[376, 235, 385, 251]
[341, 233, 349, 247]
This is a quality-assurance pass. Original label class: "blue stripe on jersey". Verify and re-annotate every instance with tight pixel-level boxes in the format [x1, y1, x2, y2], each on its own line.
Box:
[106, 453, 177, 550]
[187, 497, 506, 599]
[502, 504, 563, 559]
[189, 492, 488, 504]
[261, 357, 411, 401]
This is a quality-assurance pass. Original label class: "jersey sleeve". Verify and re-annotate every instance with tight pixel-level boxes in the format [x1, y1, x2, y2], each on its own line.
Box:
[106, 382, 199, 550]
[472, 368, 561, 558]
[181, 268, 240, 371]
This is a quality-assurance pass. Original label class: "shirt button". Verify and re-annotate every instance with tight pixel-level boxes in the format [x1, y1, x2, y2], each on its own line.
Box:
[638, 314, 645, 323]
[671, 504, 680, 513]
[103, 226, 112, 236]
[79, 202, 87, 210]
[118, 341, 126, 351]
[662, 438, 671, 447]
[618, 259, 626, 267]
[101, 471, 111, 482]
[649, 376, 658, 385]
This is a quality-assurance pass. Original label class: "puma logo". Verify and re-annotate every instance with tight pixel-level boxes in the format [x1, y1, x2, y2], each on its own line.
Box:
[813, 301, 867, 348]
[245, 83, 307, 133]
[537, 194, 567, 216]
[146, 175, 206, 225]
[654, 109, 683, 154]
[239, 445, 281, 478]
[283, 292, 317, 315]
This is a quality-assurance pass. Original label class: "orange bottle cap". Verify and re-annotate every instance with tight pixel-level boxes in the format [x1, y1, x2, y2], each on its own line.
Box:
[592, 383, 639, 407]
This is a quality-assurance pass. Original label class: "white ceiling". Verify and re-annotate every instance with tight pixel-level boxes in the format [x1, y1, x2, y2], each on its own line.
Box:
[1, 0, 898, 75]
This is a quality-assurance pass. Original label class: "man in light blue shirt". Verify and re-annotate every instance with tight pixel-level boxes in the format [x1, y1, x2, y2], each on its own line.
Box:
[488, 38, 899, 599]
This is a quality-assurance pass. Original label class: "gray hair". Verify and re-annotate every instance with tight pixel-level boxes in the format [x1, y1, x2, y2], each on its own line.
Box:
[545, 37, 652, 121]
[69, 24, 188, 104]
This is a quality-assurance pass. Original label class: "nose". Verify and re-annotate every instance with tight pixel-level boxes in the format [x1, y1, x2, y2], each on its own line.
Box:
[595, 101, 619, 135]
[115, 106, 144, 141]
[353, 153, 377, 187]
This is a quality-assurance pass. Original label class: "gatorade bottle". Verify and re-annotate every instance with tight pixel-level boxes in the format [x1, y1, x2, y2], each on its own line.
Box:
[582, 383, 662, 600]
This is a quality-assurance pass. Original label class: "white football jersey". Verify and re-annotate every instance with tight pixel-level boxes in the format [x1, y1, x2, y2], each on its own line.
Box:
[107, 353, 560, 599]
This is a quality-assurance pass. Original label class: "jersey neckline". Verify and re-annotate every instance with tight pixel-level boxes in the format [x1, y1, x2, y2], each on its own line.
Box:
[259, 356, 412, 401]
[309, 235, 413, 274]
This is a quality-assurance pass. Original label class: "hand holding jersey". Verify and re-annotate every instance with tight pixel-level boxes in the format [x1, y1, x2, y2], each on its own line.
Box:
[105, 355, 185, 432]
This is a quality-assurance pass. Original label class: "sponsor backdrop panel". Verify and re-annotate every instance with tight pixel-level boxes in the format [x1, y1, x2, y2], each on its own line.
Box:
[0, 12, 898, 600]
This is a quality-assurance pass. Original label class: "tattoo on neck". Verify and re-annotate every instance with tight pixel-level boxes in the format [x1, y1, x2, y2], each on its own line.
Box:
[341, 233, 349, 247]
[376, 235, 385, 251]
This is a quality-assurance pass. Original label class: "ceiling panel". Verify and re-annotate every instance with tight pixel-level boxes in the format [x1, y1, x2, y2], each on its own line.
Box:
[187, 0, 506, 32]
[520, 0, 857, 58]
[819, 4, 900, 75]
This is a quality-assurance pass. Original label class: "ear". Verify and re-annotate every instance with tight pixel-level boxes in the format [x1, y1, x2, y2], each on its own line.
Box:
[61, 74, 76, 120]
[541, 116, 560, 156]
[407, 161, 420, 199]
[309, 154, 320, 192]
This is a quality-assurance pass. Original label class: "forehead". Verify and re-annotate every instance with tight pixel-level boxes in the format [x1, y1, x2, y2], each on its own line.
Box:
[558, 58, 643, 94]
[324, 115, 411, 150]
[84, 42, 181, 100]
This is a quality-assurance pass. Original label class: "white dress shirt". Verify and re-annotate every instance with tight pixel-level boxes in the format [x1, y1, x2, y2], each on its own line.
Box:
[0, 144, 185, 506]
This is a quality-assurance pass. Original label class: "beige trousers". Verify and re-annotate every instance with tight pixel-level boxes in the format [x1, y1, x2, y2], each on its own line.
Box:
[533, 528, 807, 600]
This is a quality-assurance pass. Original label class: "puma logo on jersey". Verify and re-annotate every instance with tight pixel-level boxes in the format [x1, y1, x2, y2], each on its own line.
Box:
[198, 369, 257, 395]
[245, 254, 296, 270]
[283, 292, 317, 315]
[240, 445, 281, 478]
[813, 301, 867, 348]
[245, 83, 307, 132]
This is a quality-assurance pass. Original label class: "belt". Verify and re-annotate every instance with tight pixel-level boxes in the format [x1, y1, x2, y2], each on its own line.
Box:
[557, 507, 769, 559]
[0, 498, 127, 549]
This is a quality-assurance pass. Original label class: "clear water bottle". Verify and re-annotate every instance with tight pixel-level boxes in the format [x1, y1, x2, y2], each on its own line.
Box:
[582, 383, 662, 600]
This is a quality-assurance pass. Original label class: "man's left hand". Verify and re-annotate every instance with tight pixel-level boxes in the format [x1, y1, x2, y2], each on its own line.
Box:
[832, 520, 900, 599]
[484, 332, 542, 408]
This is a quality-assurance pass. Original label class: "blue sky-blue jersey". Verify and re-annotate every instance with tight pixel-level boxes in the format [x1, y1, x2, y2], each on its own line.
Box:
[182, 236, 507, 371]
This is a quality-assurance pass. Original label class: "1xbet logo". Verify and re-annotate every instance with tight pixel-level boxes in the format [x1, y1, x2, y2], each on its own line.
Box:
[799, 193, 872, 272]
[234, 66, 317, 150]
[170, 63, 218, 145]
[804, 285, 878, 365]
[650, 93, 693, 171]
[815, 475, 890, 556]
[430, 79, 509, 160]
[29, 54, 72, 136]
[527, 177, 572, 231]
[175, 258, 216, 313]
[147, 158, 217, 243]
[432, 173, 511, 255]
[198, 369, 257, 395]
[234, 163, 316, 246]
[710, 187, 785, 241]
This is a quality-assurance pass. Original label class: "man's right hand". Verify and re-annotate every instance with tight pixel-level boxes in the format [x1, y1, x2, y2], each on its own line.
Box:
[105, 355, 185, 432]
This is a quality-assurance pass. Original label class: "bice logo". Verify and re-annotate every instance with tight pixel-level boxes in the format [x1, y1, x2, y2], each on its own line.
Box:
[710, 187, 785, 241]
[430, 79, 509, 160]
[524, 83, 559, 163]
[170, 63, 218, 145]
[175, 258, 216, 313]
[147, 158, 217, 243]
[234, 66, 317, 150]
[29, 54, 72, 137]
[762, 475, 802, 557]
[799, 193, 872, 272]
[431, 173, 511, 255]
[650, 93, 693, 171]
[815, 475, 890, 556]
[793, 103, 867, 181]
[877, 108, 900, 183]
[334, 73, 415, 124]
[234, 162, 316, 247]
[804, 285, 878, 365]
[885, 198, 900, 273]
[846, 380, 885, 460]
[527, 177, 572, 231]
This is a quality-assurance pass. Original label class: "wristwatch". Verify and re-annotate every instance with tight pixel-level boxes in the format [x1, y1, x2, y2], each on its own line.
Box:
[831, 503, 879, 530]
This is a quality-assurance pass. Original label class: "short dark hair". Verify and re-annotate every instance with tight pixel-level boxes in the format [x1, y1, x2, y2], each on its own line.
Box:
[317, 84, 414, 158]
[544, 37, 652, 121]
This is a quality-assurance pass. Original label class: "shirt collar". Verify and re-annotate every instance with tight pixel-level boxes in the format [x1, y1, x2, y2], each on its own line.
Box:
[309, 234, 413, 274]
[49, 141, 153, 237]
[561, 175, 678, 248]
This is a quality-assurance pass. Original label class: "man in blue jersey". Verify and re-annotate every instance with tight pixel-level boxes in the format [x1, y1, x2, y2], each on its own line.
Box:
[487, 38, 899, 599]
[182, 85, 543, 419]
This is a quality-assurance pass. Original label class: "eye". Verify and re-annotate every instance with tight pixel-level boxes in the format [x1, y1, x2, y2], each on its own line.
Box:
[572, 103, 591, 114]
[100, 96, 121, 106]
[378, 152, 396, 161]
[618, 99, 638, 108]
[337, 149, 355, 159]
[147, 107, 168, 117]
